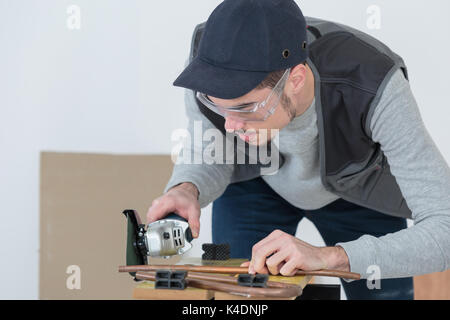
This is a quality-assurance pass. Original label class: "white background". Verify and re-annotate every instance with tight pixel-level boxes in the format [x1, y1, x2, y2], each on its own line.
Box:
[0, 0, 449, 299]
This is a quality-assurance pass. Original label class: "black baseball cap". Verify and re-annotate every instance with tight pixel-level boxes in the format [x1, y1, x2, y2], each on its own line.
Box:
[173, 0, 308, 99]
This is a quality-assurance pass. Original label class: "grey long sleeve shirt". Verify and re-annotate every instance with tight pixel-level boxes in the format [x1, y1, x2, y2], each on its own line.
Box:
[165, 69, 450, 279]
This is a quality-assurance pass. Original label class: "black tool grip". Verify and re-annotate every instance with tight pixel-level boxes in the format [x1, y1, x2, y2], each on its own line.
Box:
[165, 212, 193, 243]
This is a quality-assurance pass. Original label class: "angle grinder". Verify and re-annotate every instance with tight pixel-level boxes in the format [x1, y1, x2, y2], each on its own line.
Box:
[122, 209, 194, 277]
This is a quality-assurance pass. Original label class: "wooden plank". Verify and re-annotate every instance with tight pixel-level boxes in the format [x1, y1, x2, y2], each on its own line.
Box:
[213, 292, 296, 300]
[132, 257, 313, 300]
[133, 281, 214, 300]
[214, 274, 312, 300]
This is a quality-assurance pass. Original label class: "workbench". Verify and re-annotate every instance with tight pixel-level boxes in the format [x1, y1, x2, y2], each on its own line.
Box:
[131, 257, 313, 300]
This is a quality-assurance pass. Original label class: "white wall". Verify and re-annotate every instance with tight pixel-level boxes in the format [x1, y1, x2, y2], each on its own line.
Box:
[0, 0, 449, 299]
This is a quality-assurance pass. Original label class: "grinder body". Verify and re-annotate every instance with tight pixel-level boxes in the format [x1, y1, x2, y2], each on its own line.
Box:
[122, 210, 194, 277]
[146, 215, 193, 257]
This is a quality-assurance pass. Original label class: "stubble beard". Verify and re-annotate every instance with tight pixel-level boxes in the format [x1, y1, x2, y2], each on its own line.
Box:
[280, 92, 297, 121]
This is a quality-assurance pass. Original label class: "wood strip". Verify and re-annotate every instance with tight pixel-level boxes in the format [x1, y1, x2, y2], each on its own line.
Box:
[133, 281, 213, 300]
[119, 264, 360, 280]
[135, 271, 302, 299]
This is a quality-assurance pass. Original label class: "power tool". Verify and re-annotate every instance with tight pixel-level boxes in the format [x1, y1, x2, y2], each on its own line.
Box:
[122, 209, 194, 272]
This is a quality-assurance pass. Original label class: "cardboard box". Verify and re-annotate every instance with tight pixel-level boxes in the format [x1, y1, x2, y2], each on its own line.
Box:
[39, 152, 175, 299]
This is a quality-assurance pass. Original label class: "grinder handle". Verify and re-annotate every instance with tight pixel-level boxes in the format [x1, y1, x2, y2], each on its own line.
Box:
[165, 212, 194, 243]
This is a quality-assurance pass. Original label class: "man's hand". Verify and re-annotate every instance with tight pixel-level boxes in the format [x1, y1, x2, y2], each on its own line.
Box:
[146, 182, 201, 238]
[240, 229, 350, 275]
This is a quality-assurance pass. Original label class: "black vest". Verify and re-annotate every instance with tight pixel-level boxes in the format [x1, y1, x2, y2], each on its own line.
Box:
[189, 17, 412, 218]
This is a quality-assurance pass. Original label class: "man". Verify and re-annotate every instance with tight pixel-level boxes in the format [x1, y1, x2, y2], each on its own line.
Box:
[147, 0, 450, 299]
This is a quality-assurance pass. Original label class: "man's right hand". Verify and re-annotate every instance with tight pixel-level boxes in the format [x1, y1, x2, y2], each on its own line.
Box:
[146, 182, 201, 238]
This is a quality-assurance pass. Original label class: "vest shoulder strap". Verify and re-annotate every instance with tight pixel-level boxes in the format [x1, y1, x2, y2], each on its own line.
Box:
[306, 16, 408, 80]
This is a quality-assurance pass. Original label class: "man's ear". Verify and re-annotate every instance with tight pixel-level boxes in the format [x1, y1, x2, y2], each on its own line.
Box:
[288, 63, 307, 94]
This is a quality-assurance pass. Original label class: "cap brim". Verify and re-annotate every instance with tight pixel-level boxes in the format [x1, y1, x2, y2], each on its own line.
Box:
[173, 57, 269, 99]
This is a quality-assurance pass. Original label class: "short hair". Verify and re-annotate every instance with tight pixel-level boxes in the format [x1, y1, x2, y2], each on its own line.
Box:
[255, 61, 306, 90]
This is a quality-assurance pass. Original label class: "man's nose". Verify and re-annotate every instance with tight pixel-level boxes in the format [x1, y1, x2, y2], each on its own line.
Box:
[224, 116, 245, 132]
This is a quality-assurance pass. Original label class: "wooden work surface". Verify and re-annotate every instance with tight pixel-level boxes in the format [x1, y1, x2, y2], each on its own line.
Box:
[132, 257, 312, 300]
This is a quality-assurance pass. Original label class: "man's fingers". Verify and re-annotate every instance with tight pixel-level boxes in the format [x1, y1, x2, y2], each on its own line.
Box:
[187, 216, 200, 238]
[184, 201, 200, 238]
[147, 199, 200, 238]
[249, 230, 286, 273]
[240, 261, 250, 267]
[265, 250, 290, 275]
[146, 197, 175, 223]
[251, 230, 285, 259]
[253, 229, 284, 248]
[279, 259, 298, 277]
[258, 266, 269, 274]
[250, 236, 285, 274]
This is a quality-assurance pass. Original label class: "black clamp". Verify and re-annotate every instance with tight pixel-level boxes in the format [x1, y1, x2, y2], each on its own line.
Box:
[155, 270, 187, 290]
[237, 274, 269, 288]
[201, 243, 230, 260]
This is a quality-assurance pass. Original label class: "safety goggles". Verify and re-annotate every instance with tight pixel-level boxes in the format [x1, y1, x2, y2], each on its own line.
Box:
[196, 68, 290, 122]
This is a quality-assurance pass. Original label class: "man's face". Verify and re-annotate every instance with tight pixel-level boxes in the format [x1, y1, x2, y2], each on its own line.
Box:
[208, 87, 295, 146]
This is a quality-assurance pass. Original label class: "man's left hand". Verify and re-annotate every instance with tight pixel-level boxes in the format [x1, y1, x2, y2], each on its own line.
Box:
[240, 229, 350, 275]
